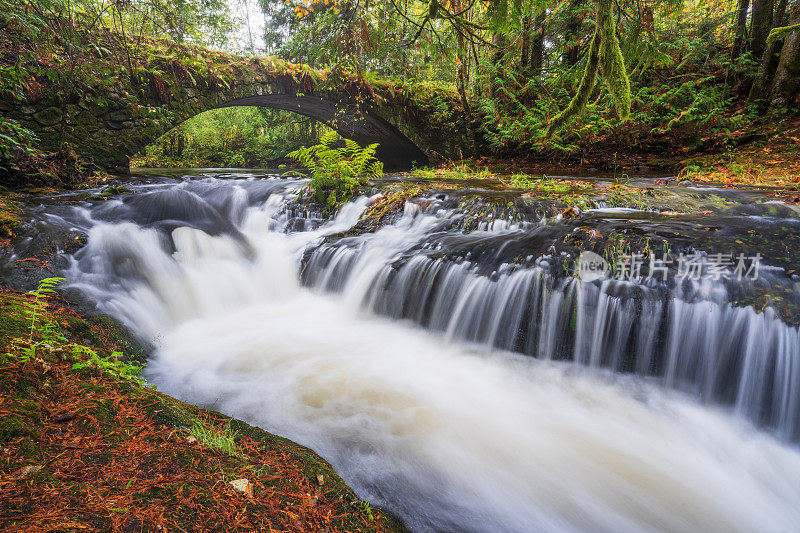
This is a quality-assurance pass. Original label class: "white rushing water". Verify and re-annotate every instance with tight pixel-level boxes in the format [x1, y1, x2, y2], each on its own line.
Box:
[66, 179, 800, 532]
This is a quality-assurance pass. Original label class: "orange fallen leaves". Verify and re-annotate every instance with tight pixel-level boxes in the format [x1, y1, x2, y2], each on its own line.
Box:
[0, 297, 392, 533]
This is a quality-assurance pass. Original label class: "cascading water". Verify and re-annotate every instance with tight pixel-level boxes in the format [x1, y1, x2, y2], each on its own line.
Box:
[34, 174, 800, 531]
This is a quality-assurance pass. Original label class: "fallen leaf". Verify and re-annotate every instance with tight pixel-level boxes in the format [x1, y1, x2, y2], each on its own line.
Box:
[561, 206, 581, 218]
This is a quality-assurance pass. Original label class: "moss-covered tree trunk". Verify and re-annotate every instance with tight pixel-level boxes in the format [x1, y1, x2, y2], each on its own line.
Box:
[748, 0, 788, 103]
[546, 0, 630, 135]
[769, 6, 800, 110]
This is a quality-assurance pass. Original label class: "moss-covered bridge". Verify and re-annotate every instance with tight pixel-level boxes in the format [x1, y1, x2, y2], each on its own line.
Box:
[1, 31, 470, 171]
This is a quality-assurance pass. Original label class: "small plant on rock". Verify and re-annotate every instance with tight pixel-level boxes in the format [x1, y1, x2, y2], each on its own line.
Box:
[286, 132, 383, 213]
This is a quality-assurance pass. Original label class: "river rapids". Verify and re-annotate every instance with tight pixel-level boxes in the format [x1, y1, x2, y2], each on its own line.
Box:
[11, 173, 800, 532]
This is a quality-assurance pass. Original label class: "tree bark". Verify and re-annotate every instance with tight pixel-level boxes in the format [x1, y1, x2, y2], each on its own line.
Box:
[751, 0, 775, 59]
[520, 9, 545, 76]
[529, 10, 546, 77]
[490, 32, 506, 99]
[520, 13, 532, 72]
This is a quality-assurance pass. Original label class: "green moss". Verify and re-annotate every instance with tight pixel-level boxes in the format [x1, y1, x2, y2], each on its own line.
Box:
[0, 293, 29, 349]
[0, 192, 21, 239]
[0, 402, 41, 442]
[596, 0, 631, 120]
[88, 185, 131, 200]
[94, 399, 118, 423]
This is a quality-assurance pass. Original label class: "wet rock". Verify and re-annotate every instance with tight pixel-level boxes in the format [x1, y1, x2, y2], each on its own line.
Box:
[33, 107, 62, 126]
[64, 232, 88, 254]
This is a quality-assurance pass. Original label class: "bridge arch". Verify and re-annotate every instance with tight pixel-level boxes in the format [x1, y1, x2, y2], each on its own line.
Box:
[213, 94, 429, 169]
[2, 35, 471, 172]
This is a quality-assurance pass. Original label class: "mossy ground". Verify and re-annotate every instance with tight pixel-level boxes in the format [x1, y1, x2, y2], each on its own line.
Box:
[0, 188, 21, 240]
[405, 164, 741, 214]
[0, 290, 404, 532]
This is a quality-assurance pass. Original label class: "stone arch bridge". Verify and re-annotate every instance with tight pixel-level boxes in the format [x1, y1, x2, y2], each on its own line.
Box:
[3, 37, 471, 171]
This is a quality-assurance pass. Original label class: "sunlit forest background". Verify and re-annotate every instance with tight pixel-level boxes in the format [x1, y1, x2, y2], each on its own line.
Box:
[3, 0, 799, 167]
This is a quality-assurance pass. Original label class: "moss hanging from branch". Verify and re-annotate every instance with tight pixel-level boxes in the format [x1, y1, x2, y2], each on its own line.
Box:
[596, 0, 630, 120]
[545, 31, 601, 136]
[546, 0, 631, 136]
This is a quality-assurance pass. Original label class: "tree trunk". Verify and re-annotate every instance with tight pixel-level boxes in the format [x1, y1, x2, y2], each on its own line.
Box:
[530, 10, 546, 77]
[733, 0, 751, 56]
[520, 14, 532, 72]
[520, 10, 545, 76]
[769, 6, 800, 109]
[751, 0, 775, 58]
[748, 0, 788, 103]
[490, 33, 507, 99]
[564, 0, 587, 67]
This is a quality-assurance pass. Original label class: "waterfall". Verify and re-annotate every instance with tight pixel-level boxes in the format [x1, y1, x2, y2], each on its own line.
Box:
[56, 175, 800, 532]
[303, 201, 800, 441]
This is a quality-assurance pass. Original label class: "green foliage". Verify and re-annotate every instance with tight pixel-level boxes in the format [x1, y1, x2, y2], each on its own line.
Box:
[24, 277, 66, 347]
[134, 107, 327, 168]
[0, 118, 41, 165]
[69, 344, 143, 380]
[355, 500, 374, 521]
[508, 175, 572, 193]
[287, 132, 383, 213]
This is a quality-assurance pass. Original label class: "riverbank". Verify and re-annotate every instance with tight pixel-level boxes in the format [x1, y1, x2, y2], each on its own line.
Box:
[0, 286, 403, 532]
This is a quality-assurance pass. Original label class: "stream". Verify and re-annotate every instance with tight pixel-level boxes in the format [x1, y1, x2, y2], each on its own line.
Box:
[5, 170, 800, 532]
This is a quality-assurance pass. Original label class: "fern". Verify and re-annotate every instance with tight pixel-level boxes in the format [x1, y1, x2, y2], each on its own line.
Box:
[286, 134, 383, 214]
[25, 277, 66, 345]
